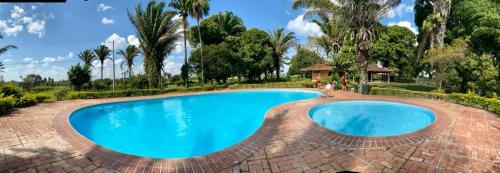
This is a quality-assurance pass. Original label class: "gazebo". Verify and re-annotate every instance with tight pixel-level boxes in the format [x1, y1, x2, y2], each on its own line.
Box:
[367, 65, 393, 82]
[300, 63, 333, 80]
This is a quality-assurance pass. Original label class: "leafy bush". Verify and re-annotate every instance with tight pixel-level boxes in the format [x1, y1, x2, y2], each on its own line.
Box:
[369, 87, 499, 116]
[32, 93, 50, 103]
[448, 92, 500, 115]
[54, 88, 71, 101]
[67, 86, 226, 100]
[0, 94, 16, 115]
[16, 94, 38, 107]
[370, 87, 448, 100]
[0, 83, 22, 98]
[67, 64, 91, 90]
[228, 81, 316, 89]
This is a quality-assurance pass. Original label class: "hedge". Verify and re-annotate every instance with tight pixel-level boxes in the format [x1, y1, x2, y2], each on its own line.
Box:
[369, 87, 499, 115]
[369, 87, 448, 100]
[228, 81, 316, 89]
[0, 94, 16, 114]
[67, 86, 226, 100]
[448, 93, 500, 115]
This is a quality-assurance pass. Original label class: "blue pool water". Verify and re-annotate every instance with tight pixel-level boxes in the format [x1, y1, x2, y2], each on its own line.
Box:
[309, 101, 435, 136]
[70, 90, 321, 158]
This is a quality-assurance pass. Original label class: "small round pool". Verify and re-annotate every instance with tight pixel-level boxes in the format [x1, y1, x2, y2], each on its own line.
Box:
[309, 101, 435, 137]
[69, 90, 321, 158]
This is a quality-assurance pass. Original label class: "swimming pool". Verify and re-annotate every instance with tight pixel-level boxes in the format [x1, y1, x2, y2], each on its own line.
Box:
[309, 101, 435, 137]
[69, 90, 321, 158]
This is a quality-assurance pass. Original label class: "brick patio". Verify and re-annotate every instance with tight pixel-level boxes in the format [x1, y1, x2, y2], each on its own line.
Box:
[0, 90, 498, 172]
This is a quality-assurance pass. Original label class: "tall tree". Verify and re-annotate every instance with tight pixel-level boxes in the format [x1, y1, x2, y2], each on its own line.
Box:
[117, 45, 141, 78]
[67, 63, 91, 91]
[78, 49, 96, 68]
[293, 0, 401, 91]
[94, 45, 111, 82]
[188, 0, 210, 81]
[424, 39, 465, 90]
[429, 0, 452, 48]
[189, 11, 246, 45]
[310, 13, 349, 58]
[269, 28, 297, 79]
[0, 34, 16, 73]
[169, 0, 192, 86]
[371, 25, 416, 80]
[288, 46, 323, 76]
[129, 1, 180, 88]
[240, 28, 273, 81]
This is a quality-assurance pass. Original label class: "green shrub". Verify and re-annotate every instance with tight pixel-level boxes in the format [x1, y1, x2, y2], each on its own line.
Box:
[369, 87, 448, 100]
[0, 94, 16, 115]
[369, 87, 499, 116]
[16, 94, 38, 107]
[448, 92, 500, 115]
[54, 88, 71, 101]
[32, 93, 50, 103]
[0, 83, 22, 98]
[228, 81, 317, 89]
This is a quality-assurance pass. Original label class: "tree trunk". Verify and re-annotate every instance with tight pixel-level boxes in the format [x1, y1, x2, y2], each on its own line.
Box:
[182, 17, 189, 87]
[357, 50, 369, 93]
[197, 19, 204, 82]
[275, 65, 280, 79]
[430, 0, 451, 48]
[100, 61, 104, 85]
[416, 31, 430, 62]
[128, 66, 132, 78]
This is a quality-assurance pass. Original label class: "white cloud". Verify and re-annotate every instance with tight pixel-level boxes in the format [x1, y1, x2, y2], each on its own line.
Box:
[127, 35, 140, 47]
[10, 6, 25, 19]
[0, 5, 53, 38]
[103, 33, 127, 50]
[2, 58, 13, 63]
[386, 3, 413, 18]
[388, 21, 418, 34]
[42, 57, 56, 64]
[27, 20, 45, 37]
[286, 14, 322, 37]
[2, 52, 75, 81]
[97, 4, 113, 12]
[21, 16, 32, 23]
[163, 57, 184, 75]
[0, 20, 23, 37]
[23, 57, 33, 62]
[101, 17, 114, 24]
[31, 5, 37, 10]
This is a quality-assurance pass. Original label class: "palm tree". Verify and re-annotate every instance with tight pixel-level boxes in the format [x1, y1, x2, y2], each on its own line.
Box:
[215, 11, 246, 36]
[0, 34, 16, 72]
[129, 1, 180, 88]
[188, 0, 210, 82]
[310, 14, 349, 58]
[269, 28, 297, 79]
[169, 0, 192, 86]
[78, 49, 96, 68]
[293, 0, 401, 91]
[117, 45, 140, 78]
[94, 45, 111, 83]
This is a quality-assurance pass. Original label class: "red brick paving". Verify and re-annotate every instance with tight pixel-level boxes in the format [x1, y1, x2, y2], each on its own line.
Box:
[0, 89, 498, 172]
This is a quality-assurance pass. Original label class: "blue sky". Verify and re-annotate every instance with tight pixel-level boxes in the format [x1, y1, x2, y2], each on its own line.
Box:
[0, 0, 417, 81]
